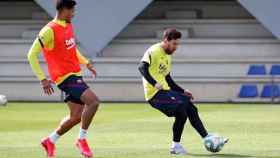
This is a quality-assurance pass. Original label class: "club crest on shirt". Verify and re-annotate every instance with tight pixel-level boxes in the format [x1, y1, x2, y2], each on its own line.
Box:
[159, 63, 168, 74]
[65, 37, 76, 50]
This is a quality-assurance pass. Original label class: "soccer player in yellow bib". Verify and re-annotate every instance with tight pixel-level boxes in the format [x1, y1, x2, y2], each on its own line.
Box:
[138, 28, 228, 155]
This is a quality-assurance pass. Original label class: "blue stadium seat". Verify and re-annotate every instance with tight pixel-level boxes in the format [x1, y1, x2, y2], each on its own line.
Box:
[247, 65, 266, 75]
[270, 65, 280, 75]
[261, 84, 280, 98]
[239, 84, 258, 98]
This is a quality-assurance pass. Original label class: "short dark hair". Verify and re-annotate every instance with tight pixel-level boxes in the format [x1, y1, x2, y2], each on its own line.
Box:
[163, 28, 182, 41]
[56, 0, 76, 10]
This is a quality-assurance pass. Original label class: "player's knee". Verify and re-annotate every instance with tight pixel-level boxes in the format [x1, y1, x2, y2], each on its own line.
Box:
[176, 114, 187, 122]
[92, 97, 100, 107]
[70, 112, 82, 124]
[175, 108, 188, 120]
[94, 98, 100, 107]
[181, 113, 188, 120]
[70, 115, 81, 124]
[87, 97, 100, 108]
[82, 92, 100, 107]
[186, 102, 198, 112]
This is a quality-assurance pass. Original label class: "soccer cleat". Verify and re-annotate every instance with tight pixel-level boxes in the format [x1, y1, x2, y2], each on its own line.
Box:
[76, 139, 93, 158]
[221, 137, 229, 146]
[205, 134, 229, 144]
[41, 137, 56, 158]
[170, 144, 187, 155]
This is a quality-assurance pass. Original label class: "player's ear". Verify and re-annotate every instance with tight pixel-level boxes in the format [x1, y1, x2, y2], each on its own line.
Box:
[163, 38, 168, 44]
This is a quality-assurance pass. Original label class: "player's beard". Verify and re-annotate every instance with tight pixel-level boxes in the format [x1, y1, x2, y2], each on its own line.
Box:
[66, 15, 74, 23]
[66, 18, 72, 23]
[165, 48, 174, 55]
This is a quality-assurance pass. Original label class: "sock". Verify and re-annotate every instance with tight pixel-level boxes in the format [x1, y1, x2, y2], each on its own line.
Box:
[79, 128, 87, 139]
[171, 141, 180, 148]
[48, 132, 60, 144]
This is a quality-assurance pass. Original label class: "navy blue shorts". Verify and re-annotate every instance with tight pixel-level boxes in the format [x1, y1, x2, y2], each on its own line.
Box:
[58, 75, 89, 105]
[148, 90, 190, 117]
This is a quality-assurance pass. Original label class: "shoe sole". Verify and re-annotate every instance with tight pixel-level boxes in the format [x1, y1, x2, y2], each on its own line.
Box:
[170, 150, 187, 155]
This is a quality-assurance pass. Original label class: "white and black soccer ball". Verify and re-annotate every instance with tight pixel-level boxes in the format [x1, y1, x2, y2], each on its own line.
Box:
[204, 134, 225, 153]
[0, 95, 8, 106]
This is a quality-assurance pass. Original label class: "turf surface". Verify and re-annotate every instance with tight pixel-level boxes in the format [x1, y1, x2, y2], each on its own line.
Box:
[0, 103, 279, 158]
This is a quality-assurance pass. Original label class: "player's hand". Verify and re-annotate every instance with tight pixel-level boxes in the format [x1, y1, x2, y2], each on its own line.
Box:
[155, 83, 163, 90]
[87, 63, 97, 77]
[41, 79, 54, 95]
[184, 89, 194, 100]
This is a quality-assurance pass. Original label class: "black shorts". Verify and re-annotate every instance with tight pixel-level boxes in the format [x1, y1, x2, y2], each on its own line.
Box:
[148, 90, 190, 117]
[58, 75, 89, 104]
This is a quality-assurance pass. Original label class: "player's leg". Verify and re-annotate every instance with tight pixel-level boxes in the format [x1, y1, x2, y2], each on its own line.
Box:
[56, 75, 98, 157]
[183, 99, 208, 138]
[171, 106, 188, 155]
[173, 105, 188, 143]
[148, 90, 188, 155]
[56, 101, 84, 135]
[41, 101, 84, 158]
[73, 88, 99, 158]
[80, 89, 99, 130]
[58, 75, 99, 138]
[184, 100, 229, 147]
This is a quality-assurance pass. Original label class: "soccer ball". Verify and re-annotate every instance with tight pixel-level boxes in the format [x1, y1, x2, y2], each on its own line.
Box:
[0, 95, 8, 106]
[204, 134, 225, 153]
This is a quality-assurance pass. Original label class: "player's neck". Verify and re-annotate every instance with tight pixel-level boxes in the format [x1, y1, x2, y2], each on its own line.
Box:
[55, 14, 69, 23]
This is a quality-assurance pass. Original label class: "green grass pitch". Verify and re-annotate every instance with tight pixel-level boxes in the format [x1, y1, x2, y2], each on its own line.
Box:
[0, 103, 280, 158]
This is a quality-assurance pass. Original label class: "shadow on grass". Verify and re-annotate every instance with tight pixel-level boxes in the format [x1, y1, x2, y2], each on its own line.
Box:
[187, 153, 280, 158]
[187, 153, 255, 158]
